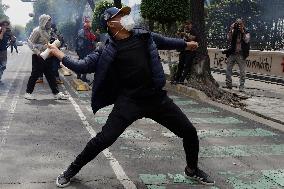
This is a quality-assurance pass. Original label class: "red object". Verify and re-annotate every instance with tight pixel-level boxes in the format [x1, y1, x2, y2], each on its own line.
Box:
[84, 28, 96, 42]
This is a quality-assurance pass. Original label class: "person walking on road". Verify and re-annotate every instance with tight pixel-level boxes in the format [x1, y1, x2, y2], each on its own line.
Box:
[48, 7, 214, 188]
[0, 20, 12, 84]
[10, 35, 18, 54]
[224, 18, 250, 92]
[24, 14, 68, 100]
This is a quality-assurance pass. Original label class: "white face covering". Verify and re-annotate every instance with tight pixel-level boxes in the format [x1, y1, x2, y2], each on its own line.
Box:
[120, 15, 135, 31]
[110, 14, 135, 37]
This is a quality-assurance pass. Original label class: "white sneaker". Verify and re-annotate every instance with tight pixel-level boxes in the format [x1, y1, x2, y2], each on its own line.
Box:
[54, 92, 69, 100]
[24, 93, 36, 100]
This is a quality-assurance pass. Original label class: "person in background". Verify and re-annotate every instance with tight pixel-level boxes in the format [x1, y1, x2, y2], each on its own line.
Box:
[24, 14, 68, 100]
[10, 35, 18, 54]
[173, 20, 198, 84]
[75, 18, 97, 83]
[224, 18, 250, 92]
[50, 23, 64, 84]
[0, 20, 12, 84]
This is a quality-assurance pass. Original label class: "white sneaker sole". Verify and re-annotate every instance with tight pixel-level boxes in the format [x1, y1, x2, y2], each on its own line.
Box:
[56, 176, 70, 188]
[24, 97, 36, 100]
[186, 175, 215, 186]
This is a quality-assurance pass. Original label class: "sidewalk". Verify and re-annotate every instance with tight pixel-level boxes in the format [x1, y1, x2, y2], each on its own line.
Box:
[162, 63, 284, 126]
[62, 51, 284, 126]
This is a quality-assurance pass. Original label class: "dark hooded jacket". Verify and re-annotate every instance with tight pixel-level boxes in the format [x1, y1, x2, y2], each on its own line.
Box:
[62, 28, 187, 113]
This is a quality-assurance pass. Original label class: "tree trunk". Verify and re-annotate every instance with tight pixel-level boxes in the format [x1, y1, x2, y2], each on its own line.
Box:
[188, 0, 217, 86]
[114, 0, 122, 9]
[72, 1, 88, 49]
[185, 0, 246, 108]
[87, 0, 95, 11]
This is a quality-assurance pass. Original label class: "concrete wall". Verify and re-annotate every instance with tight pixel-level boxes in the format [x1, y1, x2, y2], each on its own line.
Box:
[159, 49, 284, 77]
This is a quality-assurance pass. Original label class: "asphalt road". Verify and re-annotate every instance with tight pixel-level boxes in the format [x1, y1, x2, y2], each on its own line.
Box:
[0, 46, 283, 189]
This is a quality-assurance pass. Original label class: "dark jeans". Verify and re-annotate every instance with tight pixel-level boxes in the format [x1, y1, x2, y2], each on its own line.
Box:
[11, 44, 18, 53]
[52, 58, 61, 78]
[0, 50, 7, 80]
[72, 95, 199, 172]
[26, 54, 59, 94]
[175, 51, 196, 82]
[76, 54, 87, 81]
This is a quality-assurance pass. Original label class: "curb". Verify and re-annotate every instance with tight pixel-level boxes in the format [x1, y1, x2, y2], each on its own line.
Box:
[165, 81, 209, 101]
[165, 80, 284, 131]
[243, 108, 284, 126]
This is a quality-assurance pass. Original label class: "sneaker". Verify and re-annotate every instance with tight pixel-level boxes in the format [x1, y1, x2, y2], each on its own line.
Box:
[56, 164, 80, 188]
[24, 93, 36, 100]
[54, 92, 69, 100]
[185, 166, 215, 185]
[56, 173, 71, 188]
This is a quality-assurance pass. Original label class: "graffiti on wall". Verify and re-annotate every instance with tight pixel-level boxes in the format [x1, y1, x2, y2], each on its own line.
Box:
[212, 53, 273, 72]
[213, 53, 228, 68]
[246, 57, 272, 72]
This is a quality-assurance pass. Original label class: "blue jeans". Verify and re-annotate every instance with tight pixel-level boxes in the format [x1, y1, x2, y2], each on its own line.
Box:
[226, 54, 246, 88]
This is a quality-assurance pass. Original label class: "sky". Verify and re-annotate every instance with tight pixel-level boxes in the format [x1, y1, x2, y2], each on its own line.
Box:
[3, 0, 33, 26]
[129, 0, 141, 6]
[2, 0, 141, 27]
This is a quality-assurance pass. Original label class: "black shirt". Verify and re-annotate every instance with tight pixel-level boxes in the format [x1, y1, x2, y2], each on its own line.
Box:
[114, 34, 165, 100]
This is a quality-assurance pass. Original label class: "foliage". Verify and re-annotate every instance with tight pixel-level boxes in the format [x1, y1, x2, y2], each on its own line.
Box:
[25, 20, 35, 37]
[92, 1, 114, 32]
[0, 2, 9, 23]
[141, 0, 190, 24]
[58, 21, 76, 38]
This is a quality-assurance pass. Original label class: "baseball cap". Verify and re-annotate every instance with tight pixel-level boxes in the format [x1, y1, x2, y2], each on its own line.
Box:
[100, 6, 131, 29]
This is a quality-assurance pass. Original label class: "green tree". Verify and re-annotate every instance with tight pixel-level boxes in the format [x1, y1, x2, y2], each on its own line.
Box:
[92, 0, 114, 32]
[0, 2, 9, 22]
[58, 21, 76, 48]
[25, 19, 35, 37]
[141, 0, 190, 35]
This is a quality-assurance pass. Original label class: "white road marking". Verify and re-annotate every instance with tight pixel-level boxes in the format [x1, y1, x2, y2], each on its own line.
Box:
[0, 56, 26, 110]
[0, 54, 28, 145]
[61, 83, 137, 189]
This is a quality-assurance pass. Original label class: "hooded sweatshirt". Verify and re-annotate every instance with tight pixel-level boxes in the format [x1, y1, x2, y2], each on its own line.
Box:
[28, 14, 51, 55]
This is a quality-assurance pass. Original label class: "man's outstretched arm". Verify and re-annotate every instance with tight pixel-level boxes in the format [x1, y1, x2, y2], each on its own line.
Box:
[48, 44, 101, 74]
[151, 32, 198, 51]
